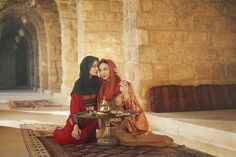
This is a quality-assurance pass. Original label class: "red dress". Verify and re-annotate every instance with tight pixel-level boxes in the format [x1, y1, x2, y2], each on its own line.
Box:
[53, 93, 98, 144]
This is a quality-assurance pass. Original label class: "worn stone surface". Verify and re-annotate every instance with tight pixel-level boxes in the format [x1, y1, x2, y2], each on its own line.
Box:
[77, 0, 124, 79]
[133, 0, 236, 110]
[57, 2, 78, 96]
[1, 0, 235, 111]
[44, 18, 62, 93]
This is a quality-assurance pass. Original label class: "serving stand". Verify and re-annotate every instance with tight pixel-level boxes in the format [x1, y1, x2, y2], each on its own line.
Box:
[75, 109, 136, 146]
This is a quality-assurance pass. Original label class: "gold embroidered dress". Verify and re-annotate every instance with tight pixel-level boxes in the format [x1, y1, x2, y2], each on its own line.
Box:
[98, 59, 173, 146]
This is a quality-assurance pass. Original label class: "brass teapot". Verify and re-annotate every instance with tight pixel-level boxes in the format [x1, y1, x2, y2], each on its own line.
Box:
[99, 98, 110, 112]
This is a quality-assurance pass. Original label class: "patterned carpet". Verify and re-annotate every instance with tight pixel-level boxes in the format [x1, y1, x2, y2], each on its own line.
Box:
[20, 124, 214, 157]
[8, 100, 68, 110]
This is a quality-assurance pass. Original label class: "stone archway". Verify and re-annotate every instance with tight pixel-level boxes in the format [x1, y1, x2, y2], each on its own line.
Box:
[55, 0, 78, 96]
[0, 9, 42, 90]
[0, 0, 62, 94]
[0, 16, 32, 89]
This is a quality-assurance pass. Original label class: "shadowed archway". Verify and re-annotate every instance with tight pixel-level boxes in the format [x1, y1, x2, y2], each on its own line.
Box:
[15, 38, 28, 87]
[0, 0, 62, 93]
[0, 17, 31, 89]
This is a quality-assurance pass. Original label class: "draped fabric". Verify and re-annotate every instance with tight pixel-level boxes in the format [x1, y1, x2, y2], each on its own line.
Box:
[71, 77, 101, 96]
[53, 93, 98, 144]
[81, 93, 97, 108]
[119, 82, 150, 133]
[98, 59, 149, 132]
[113, 83, 173, 146]
[71, 56, 101, 95]
[97, 59, 173, 146]
[98, 59, 121, 101]
[54, 56, 100, 145]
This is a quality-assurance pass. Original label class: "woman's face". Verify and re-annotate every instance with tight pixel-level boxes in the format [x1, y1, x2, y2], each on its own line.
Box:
[89, 60, 99, 76]
[99, 63, 110, 80]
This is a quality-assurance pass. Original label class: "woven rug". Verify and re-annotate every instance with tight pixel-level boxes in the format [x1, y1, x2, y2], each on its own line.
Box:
[9, 100, 68, 110]
[20, 124, 214, 157]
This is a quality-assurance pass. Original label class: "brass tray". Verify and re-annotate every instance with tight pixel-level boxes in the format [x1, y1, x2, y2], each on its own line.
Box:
[75, 110, 137, 119]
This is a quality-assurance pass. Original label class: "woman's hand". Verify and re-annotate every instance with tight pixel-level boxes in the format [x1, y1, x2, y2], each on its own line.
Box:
[71, 124, 81, 140]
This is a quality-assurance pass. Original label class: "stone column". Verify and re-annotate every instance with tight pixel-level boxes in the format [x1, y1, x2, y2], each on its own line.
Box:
[57, 1, 78, 96]
[44, 17, 62, 94]
[37, 29, 48, 91]
[31, 30, 39, 89]
[76, 0, 88, 66]
[124, 0, 147, 109]
[25, 11, 49, 92]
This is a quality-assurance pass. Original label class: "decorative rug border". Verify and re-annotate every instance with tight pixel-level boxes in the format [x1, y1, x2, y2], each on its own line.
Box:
[20, 124, 57, 157]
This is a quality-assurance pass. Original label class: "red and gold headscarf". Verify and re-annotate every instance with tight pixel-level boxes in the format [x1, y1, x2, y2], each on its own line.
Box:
[98, 59, 121, 101]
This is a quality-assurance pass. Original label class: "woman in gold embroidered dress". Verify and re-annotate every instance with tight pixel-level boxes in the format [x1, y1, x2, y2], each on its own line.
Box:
[97, 59, 173, 146]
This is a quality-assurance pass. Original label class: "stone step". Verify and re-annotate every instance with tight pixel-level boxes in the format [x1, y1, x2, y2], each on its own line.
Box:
[152, 130, 236, 157]
[146, 110, 236, 154]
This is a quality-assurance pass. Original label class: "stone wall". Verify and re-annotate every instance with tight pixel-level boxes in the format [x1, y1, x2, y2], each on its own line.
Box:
[1, 0, 235, 111]
[123, 0, 144, 108]
[57, 1, 78, 97]
[127, 0, 236, 110]
[77, 0, 124, 76]
[39, 2, 62, 94]
[37, 29, 48, 91]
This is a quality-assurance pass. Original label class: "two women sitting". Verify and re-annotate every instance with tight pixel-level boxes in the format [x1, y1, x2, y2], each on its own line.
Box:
[53, 56, 173, 146]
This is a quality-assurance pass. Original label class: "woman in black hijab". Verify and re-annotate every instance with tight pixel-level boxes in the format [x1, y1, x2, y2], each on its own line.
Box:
[54, 56, 101, 144]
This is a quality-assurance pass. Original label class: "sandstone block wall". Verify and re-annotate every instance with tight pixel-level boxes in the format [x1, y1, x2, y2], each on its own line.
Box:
[126, 0, 236, 110]
[58, 1, 78, 96]
[1, 0, 235, 111]
[77, 0, 124, 76]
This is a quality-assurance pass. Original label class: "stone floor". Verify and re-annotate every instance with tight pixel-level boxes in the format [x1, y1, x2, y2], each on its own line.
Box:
[146, 110, 236, 157]
[0, 89, 68, 157]
[0, 89, 235, 157]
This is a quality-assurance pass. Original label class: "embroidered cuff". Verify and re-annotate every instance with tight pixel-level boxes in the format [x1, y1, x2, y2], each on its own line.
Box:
[72, 115, 84, 129]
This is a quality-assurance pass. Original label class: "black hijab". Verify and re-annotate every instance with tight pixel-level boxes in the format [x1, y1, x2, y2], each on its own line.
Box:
[71, 56, 101, 95]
